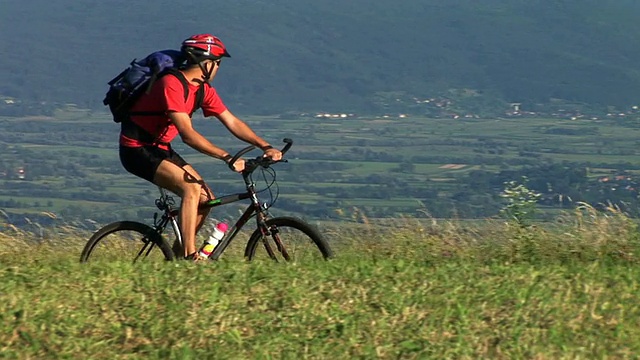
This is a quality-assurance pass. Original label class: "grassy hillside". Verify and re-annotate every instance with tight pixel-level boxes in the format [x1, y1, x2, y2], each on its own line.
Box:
[2, 206, 640, 358]
[3, 1, 640, 113]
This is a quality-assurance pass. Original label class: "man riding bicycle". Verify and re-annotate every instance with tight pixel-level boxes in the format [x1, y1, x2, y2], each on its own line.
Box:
[119, 33, 282, 261]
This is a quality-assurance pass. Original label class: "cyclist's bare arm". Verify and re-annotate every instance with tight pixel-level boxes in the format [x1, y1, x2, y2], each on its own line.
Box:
[216, 110, 282, 161]
[170, 111, 244, 171]
[170, 111, 229, 159]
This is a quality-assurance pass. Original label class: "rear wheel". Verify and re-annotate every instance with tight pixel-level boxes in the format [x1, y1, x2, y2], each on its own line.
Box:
[79, 221, 173, 263]
[244, 217, 333, 262]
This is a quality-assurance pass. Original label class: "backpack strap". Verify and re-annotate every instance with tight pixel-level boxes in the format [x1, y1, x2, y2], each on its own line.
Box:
[193, 82, 206, 115]
[128, 69, 205, 117]
[124, 70, 207, 147]
[163, 68, 192, 106]
[166, 69, 206, 116]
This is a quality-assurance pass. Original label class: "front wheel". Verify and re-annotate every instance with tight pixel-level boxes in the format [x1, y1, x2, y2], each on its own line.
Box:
[80, 221, 174, 263]
[244, 217, 333, 262]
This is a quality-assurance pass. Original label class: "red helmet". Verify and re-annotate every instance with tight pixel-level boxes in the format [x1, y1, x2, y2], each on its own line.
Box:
[181, 34, 230, 63]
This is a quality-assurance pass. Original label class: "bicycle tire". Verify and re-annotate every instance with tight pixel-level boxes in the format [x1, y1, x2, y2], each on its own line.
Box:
[244, 216, 333, 261]
[79, 221, 174, 263]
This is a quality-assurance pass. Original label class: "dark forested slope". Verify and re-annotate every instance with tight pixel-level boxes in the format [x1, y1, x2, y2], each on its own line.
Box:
[2, 0, 640, 113]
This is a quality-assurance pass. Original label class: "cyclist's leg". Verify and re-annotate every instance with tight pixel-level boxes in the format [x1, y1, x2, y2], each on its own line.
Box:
[153, 160, 203, 257]
[121, 145, 186, 257]
[121, 145, 211, 258]
[153, 149, 215, 258]
[181, 164, 213, 233]
[153, 160, 201, 256]
[167, 165, 212, 259]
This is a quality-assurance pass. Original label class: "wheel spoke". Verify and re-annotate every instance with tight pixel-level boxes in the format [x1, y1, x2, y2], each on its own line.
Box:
[80, 221, 173, 263]
[133, 239, 155, 263]
[245, 217, 333, 262]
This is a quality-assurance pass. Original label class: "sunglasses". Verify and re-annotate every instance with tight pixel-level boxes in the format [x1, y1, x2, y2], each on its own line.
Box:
[214, 59, 222, 66]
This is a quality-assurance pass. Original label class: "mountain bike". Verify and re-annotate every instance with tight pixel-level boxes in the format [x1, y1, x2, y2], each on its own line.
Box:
[79, 138, 333, 263]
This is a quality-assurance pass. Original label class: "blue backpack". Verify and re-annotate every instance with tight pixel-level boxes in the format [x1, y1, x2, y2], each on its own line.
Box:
[103, 49, 205, 123]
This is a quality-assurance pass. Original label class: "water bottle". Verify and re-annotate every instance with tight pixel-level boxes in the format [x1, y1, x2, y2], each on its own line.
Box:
[198, 222, 228, 259]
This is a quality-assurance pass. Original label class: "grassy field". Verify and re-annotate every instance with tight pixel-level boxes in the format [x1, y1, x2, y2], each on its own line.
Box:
[2, 206, 640, 359]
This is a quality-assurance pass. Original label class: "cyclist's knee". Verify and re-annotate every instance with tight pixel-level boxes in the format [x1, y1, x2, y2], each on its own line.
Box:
[181, 182, 202, 201]
[200, 185, 214, 202]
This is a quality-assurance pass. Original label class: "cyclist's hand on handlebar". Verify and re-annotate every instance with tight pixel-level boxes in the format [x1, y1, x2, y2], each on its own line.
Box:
[263, 148, 282, 161]
[230, 158, 246, 172]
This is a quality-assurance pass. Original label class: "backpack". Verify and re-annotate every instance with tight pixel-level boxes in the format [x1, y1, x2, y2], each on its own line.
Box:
[103, 49, 205, 123]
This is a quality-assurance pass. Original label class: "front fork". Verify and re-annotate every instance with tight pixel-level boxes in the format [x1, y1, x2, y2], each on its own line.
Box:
[255, 204, 291, 261]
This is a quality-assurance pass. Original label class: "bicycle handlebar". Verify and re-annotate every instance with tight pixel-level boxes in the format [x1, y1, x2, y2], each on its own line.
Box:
[228, 138, 293, 174]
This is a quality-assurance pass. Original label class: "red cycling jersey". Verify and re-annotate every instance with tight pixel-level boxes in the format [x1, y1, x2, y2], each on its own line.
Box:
[119, 73, 227, 149]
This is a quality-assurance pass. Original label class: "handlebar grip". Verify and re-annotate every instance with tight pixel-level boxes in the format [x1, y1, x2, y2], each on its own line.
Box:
[228, 138, 294, 171]
[281, 138, 293, 155]
[228, 144, 256, 170]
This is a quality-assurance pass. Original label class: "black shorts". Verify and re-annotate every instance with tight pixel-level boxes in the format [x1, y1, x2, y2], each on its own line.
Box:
[120, 145, 189, 183]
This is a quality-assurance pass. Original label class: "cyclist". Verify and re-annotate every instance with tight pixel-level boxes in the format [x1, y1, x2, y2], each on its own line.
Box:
[119, 33, 282, 261]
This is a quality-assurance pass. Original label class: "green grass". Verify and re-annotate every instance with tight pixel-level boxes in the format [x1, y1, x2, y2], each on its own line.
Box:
[2, 205, 640, 359]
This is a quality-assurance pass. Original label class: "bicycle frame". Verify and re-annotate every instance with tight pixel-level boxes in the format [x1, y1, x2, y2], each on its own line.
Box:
[151, 164, 272, 260]
[148, 138, 293, 260]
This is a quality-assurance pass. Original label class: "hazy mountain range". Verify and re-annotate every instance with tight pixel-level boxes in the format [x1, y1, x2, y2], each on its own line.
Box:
[3, 0, 640, 114]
